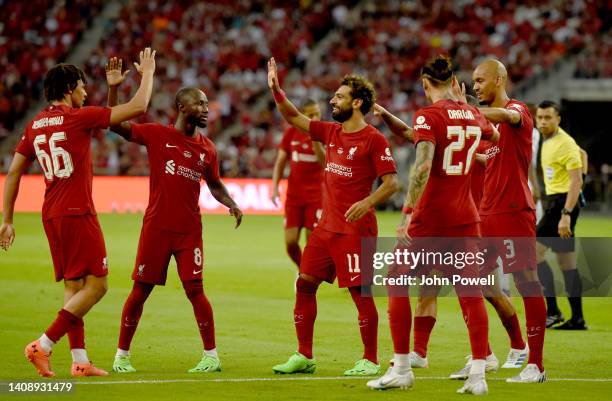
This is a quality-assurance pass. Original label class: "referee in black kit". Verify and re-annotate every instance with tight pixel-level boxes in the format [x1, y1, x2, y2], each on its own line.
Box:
[534, 100, 587, 330]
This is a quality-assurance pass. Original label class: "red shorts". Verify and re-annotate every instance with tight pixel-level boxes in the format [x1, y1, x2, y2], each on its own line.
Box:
[480, 210, 536, 274]
[300, 227, 376, 288]
[133, 224, 204, 285]
[43, 214, 108, 282]
[284, 202, 322, 230]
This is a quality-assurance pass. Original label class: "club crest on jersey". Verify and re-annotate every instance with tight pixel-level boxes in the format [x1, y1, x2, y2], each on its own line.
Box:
[165, 160, 176, 175]
[137, 264, 145, 276]
[347, 146, 358, 160]
[183, 151, 192, 158]
[198, 153, 206, 166]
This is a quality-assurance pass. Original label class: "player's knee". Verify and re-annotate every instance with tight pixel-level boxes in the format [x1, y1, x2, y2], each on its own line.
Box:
[182, 280, 204, 300]
[90, 279, 108, 300]
[296, 276, 319, 294]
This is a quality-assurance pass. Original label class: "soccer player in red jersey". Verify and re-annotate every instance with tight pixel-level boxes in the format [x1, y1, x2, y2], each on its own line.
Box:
[271, 99, 324, 270]
[0, 48, 157, 377]
[103, 59, 243, 374]
[367, 56, 498, 395]
[267, 58, 399, 376]
[471, 59, 547, 384]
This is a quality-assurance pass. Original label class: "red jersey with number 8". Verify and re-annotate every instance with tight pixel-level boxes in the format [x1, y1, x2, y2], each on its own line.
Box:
[409, 99, 494, 234]
[15, 104, 111, 220]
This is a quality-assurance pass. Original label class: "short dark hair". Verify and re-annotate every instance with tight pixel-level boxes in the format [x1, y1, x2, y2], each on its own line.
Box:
[174, 87, 200, 110]
[537, 100, 560, 115]
[421, 55, 454, 85]
[301, 98, 318, 110]
[43, 64, 87, 102]
[340, 74, 376, 115]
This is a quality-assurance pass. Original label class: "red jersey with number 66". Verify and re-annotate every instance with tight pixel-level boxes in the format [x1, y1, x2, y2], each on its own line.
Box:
[409, 99, 494, 235]
[15, 104, 111, 220]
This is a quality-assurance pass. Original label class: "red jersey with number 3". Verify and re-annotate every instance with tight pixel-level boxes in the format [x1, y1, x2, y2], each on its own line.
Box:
[309, 121, 396, 236]
[130, 123, 220, 234]
[279, 126, 322, 206]
[479, 100, 535, 215]
[409, 99, 494, 233]
[15, 104, 111, 220]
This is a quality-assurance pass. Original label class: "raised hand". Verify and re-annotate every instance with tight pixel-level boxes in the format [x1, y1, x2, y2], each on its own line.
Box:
[267, 57, 281, 92]
[372, 103, 385, 117]
[451, 76, 467, 104]
[133, 47, 156, 75]
[0, 223, 15, 250]
[105, 57, 130, 87]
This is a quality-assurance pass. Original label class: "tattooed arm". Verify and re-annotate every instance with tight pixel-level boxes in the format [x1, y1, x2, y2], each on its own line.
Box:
[398, 141, 435, 234]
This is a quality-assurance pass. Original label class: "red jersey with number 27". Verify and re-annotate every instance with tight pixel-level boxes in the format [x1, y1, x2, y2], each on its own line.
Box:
[15, 104, 111, 220]
[409, 99, 494, 234]
[309, 121, 396, 236]
[479, 100, 535, 215]
[130, 123, 220, 234]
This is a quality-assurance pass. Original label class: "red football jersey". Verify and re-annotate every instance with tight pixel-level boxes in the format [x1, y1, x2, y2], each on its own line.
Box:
[479, 100, 536, 215]
[309, 121, 396, 236]
[279, 126, 323, 206]
[15, 105, 111, 219]
[409, 99, 494, 234]
[130, 123, 220, 234]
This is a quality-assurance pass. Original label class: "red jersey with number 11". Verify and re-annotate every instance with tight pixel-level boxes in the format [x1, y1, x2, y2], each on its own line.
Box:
[409, 99, 494, 234]
[15, 104, 111, 220]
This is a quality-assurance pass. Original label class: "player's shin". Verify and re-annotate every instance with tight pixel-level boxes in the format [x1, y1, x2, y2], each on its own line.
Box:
[183, 280, 216, 352]
[349, 286, 378, 364]
[457, 296, 489, 363]
[387, 285, 412, 374]
[117, 282, 154, 352]
[294, 277, 319, 359]
[517, 281, 546, 372]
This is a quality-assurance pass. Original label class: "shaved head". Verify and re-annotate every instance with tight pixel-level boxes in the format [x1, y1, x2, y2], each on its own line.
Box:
[472, 59, 509, 106]
[174, 87, 203, 110]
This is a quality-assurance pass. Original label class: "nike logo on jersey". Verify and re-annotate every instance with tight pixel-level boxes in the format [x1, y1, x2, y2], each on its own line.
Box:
[350, 276, 360, 282]
[329, 143, 335, 147]
[193, 269, 203, 275]
[166, 143, 178, 148]
[290, 141, 300, 145]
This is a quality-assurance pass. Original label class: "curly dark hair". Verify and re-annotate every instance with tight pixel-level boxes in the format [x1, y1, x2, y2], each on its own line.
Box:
[43, 64, 87, 102]
[340, 74, 376, 115]
[421, 55, 454, 85]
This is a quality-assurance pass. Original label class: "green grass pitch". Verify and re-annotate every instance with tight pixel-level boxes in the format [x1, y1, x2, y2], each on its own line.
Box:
[0, 211, 610, 400]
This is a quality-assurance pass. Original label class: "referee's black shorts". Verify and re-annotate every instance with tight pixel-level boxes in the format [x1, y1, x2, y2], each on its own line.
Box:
[536, 193, 580, 252]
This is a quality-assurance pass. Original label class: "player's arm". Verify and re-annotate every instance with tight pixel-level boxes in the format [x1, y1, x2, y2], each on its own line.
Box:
[271, 149, 288, 207]
[345, 173, 399, 222]
[108, 48, 156, 126]
[529, 161, 541, 204]
[479, 107, 521, 126]
[267, 58, 311, 133]
[105, 57, 133, 139]
[313, 141, 325, 167]
[373, 103, 414, 142]
[579, 147, 588, 175]
[559, 168, 583, 239]
[399, 141, 435, 229]
[206, 178, 243, 228]
[0, 153, 31, 250]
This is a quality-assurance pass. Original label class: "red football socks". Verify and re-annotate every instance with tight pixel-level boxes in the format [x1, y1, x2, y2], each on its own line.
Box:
[349, 286, 378, 364]
[45, 309, 81, 343]
[501, 313, 526, 350]
[518, 281, 546, 371]
[294, 278, 318, 359]
[118, 281, 154, 351]
[67, 317, 85, 349]
[286, 242, 302, 268]
[388, 291, 412, 354]
[413, 316, 436, 357]
[183, 280, 216, 351]
[458, 296, 489, 360]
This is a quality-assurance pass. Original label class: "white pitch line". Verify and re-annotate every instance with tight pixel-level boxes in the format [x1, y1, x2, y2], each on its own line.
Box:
[66, 376, 612, 385]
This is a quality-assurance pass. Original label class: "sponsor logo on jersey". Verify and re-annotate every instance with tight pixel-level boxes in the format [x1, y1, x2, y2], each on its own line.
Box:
[380, 147, 394, 161]
[347, 146, 358, 160]
[165, 160, 176, 174]
[32, 116, 64, 129]
[484, 145, 501, 160]
[325, 162, 352, 177]
[183, 150, 192, 158]
[292, 151, 318, 163]
[414, 115, 431, 130]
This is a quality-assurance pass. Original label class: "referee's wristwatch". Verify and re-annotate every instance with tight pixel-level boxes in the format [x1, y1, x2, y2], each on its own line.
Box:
[561, 208, 572, 216]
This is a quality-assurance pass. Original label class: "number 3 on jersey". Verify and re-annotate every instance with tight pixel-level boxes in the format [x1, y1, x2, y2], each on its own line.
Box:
[33, 132, 74, 180]
[443, 126, 481, 175]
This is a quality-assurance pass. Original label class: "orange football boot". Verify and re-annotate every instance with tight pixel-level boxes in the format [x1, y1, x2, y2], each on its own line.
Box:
[71, 362, 109, 377]
[25, 340, 55, 377]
